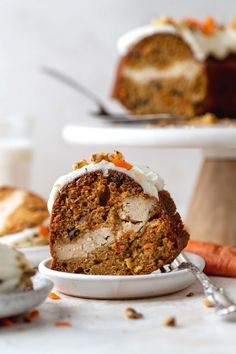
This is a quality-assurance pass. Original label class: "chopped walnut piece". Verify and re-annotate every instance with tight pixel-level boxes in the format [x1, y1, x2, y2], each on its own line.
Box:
[125, 307, 143, 319]
[151, 15, 176, 27]
[183, 17, 201, 30]
[186, 292, 194, 297]
[73, 159, 89, 170]
[203, 297, 215, 308]
[124, 258, 133, 269]
[163, 316, 176, 327]
[91, 152, 109, 163]
[91, 151, 124, 164]
[110, 151, 124, 161]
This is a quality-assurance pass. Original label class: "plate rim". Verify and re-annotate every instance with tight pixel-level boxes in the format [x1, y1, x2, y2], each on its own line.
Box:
[39, 251, 205, 282]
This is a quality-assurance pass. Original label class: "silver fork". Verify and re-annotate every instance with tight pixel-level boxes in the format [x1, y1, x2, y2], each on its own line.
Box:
[42, 66, 185, 124]
[169, 253, 236, 320]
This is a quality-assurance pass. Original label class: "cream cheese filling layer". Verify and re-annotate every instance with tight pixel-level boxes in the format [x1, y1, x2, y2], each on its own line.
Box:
[54, 197, 156, 261]
[54, 227, 115, 260]
[48, 160, 164, 213]
[123, 61, 201, 84]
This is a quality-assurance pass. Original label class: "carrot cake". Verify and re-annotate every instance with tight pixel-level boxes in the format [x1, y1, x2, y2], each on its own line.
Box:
[112, 16, 236, 118]
[0, 244, 35, 293]
[48, 152, 189, 275]
[0, 186, 49, 248]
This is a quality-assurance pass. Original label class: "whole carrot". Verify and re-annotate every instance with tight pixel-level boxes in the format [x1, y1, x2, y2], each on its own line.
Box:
[185, 240, 236, 277]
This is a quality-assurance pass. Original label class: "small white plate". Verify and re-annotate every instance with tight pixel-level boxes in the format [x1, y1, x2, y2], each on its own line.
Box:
[21, 245, 50, 267]
[39, 252, 204, 299]
[0, 274, 53, 318]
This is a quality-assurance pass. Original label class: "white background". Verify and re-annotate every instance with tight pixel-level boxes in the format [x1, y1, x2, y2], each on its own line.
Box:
[0, 0, 235, 216]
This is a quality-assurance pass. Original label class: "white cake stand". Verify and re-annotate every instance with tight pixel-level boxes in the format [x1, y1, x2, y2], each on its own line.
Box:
[63, 123, 236, 246]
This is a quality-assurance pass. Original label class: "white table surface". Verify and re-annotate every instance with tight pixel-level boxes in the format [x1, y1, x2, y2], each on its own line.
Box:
[1, 277, 235, 354]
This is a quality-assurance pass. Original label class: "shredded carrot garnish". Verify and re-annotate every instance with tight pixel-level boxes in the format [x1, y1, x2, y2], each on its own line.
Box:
[48, 292, 61, 300]
[201, 17, 216, 35]
[1, 319, 14, 327]
[24, 310, 40, 322]
[112, 158, 133, 170]
[29, 310, 39, 319]
[184, 17, 201, 29]
[39, 224, 49, 237]
[54, 321, 72, 327]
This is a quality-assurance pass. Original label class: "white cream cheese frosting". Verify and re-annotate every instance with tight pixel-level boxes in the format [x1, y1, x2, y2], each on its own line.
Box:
[0, 244, 32, 293]
[48, 160, 164, 214]
[117, 23, 236, 60]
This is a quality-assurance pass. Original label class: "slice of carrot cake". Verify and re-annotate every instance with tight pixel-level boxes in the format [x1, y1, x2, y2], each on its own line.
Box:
[0, 186, 49, 248]
[48, 152, 189, 275]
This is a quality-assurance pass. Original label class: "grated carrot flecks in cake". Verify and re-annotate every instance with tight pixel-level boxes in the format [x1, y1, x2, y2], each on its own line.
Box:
[48, 152, 189, 276]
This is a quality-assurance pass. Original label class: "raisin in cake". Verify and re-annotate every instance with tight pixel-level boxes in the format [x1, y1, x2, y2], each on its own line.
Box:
[48, 152, 189, 275]
[0, 186, 49, 248]
[112, 16, 236, 118]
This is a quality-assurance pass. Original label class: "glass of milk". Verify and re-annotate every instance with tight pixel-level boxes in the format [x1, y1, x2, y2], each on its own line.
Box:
[0, 116, 33, 187]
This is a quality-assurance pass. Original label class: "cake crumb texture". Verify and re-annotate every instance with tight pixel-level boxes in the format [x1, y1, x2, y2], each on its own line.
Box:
[50, 168, 189, 275]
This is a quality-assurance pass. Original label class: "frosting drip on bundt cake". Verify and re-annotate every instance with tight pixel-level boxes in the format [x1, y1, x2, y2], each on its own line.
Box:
[48, 152, 189, 275]
[112, 16, 236, 117]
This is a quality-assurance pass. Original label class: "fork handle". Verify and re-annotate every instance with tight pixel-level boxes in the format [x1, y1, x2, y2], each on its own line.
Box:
[180, 262, 235, 308]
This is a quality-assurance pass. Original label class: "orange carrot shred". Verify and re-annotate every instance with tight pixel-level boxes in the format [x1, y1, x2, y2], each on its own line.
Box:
[184, 17, 201, 29]
[112, 158, 133, 170]
[39, 224, 49, 237]
[29, 310, 40, 319]
[48, 292, 61, 300]
[54, 321, 72, 327]
[201, 16, 216, 35]
[1, 319, 14, 327]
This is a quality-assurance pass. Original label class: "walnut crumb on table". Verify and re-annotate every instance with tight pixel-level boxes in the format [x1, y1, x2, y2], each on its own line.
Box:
[186, 292, 194, 297]
[125, 307, 143, 319]
[163, 316, 177, 327]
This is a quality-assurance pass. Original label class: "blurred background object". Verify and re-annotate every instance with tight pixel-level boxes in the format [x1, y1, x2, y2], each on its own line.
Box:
[0, 116, 33, 187]
[0, 0, 235, 216]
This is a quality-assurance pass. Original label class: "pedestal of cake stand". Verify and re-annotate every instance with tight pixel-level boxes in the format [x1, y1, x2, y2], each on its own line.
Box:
[186, 149, 236, 246]
[62, 124, 236, 246]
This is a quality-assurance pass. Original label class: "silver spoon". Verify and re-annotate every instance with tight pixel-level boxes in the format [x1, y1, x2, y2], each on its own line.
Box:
[172, 253, 236, 320]
[41, 66, 185, 124]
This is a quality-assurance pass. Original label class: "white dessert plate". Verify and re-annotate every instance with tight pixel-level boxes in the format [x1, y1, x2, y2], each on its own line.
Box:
[39, 252, 204, 299]
[0, 274, 53, 318]
[20, 245, 50, 267]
